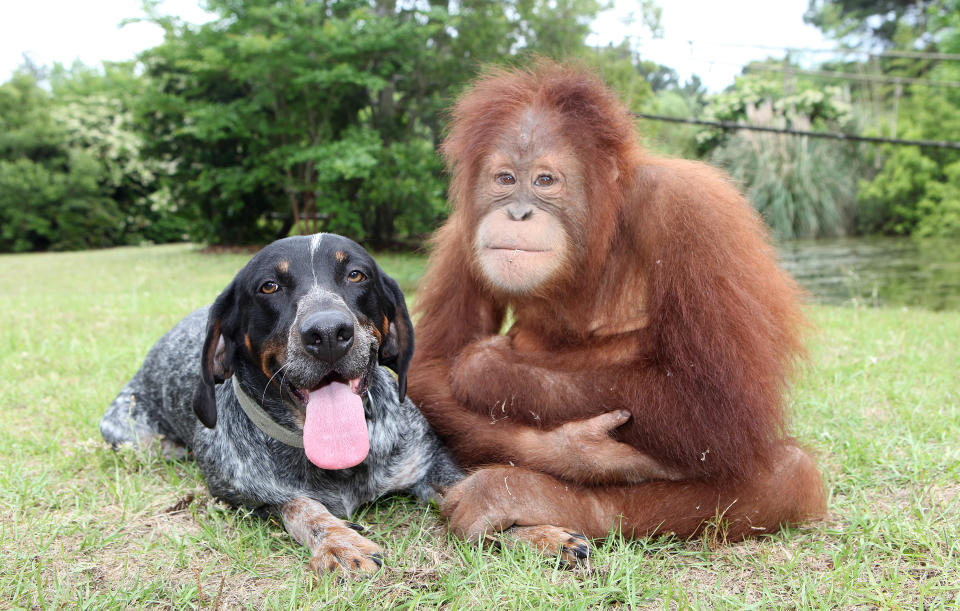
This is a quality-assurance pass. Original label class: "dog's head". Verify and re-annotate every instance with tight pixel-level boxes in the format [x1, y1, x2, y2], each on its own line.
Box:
[191, 233, 413, 436]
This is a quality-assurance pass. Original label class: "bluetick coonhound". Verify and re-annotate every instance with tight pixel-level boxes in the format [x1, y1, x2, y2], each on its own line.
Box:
[101, 234, 463, 575]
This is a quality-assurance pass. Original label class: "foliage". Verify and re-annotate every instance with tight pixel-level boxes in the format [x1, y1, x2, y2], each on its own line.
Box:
[0, 151, 120, 252]
[862, 146, 960, 237]
[696, 75, 862, 238]
[136, 0, 622, 248]
[804, 0, 940, 46]
[697, 75, 854, 153]
[50, 63, 189, 244]
[0, 63, 183, 252]
[0, 0, 669, 251]
[0, 72, 120, 251]
[580, 42, 655, 113]
[913, 161, 960, 237]
[806, 0, 960, 238]
[637, 89, 703, 158]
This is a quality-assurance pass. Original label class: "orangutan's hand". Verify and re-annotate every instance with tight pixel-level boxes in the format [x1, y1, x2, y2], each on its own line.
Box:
[527, 411, 685, 485]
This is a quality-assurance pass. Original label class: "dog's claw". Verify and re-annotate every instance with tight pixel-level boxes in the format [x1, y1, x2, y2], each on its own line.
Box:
[345, 521, 366, 532]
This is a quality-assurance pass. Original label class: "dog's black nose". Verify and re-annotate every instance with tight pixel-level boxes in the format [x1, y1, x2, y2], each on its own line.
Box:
[300, 311, 355, 362]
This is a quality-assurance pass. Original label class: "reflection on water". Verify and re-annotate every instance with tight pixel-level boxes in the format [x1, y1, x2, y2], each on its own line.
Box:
[777, 237, 960, 311]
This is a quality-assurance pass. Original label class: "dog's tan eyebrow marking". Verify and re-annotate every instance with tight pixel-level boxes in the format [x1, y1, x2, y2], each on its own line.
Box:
[335, 250, 347, 263]
[277, 260, 289, 273]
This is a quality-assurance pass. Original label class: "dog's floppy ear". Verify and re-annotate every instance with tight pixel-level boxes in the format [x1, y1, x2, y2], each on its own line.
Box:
[192, 282, 239, 428]
[377, 271, 414, 400]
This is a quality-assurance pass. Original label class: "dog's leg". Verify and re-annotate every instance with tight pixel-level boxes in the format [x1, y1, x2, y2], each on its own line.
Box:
[101, 383, 188, 459]
[279, 497, 383, 576]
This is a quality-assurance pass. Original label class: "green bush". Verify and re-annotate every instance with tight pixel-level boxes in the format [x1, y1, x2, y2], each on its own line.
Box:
[855, 92, 960, 237]
[0, 152, 124, 252]
[857, 146, 939, 235]
[914, 160, 960, 238]
[0, 67, 180, 252]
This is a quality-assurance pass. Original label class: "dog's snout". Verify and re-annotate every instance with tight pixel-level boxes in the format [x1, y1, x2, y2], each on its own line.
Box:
[300, 311, 355, 362]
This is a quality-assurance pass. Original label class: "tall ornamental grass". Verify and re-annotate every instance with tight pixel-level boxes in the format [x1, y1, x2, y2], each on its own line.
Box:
[711, 103, 860, 240]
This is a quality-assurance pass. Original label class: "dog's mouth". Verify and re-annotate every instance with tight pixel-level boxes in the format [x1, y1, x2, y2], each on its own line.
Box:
[286, 373, 368, 406]
[284, 373, 370, 470]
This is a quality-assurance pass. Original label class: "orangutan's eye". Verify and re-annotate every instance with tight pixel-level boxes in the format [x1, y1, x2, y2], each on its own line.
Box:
[347, 270, 366, 283]
[534, 174, 555, 187]
[260, 281, 279, 294]
[496, 173, 516, 186]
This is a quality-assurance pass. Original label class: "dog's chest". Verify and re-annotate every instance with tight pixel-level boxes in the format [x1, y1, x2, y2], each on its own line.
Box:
[364, 414, 431, 490]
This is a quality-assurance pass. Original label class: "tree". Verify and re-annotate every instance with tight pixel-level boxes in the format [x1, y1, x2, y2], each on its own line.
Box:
[804, 0, 941, 47]
[138, 0, 415, 245]
[0, 60, 184, 252]
[50, 62, 186, 244]
[806, 0, 960, 237]
[0, 71, 122, 251]
[136, 0, 627, 247]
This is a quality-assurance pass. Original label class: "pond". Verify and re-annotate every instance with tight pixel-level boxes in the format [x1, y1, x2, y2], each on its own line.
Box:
[777, 237, 960, 311]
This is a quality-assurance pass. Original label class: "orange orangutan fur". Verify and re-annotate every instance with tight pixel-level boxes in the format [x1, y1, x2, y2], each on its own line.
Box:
[407, 62, 826, 543]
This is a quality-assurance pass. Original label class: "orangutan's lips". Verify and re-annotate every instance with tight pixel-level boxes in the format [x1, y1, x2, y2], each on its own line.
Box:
[486, 246, 550, 253]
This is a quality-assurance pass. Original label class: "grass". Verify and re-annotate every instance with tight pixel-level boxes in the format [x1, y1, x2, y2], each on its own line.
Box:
[1, 243, 958, 609]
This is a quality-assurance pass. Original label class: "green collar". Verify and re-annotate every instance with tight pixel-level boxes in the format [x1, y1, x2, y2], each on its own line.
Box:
[231, 376, 304, 448]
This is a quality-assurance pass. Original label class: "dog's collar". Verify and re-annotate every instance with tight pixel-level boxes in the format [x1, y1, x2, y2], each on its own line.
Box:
[231, 376, 304, 448]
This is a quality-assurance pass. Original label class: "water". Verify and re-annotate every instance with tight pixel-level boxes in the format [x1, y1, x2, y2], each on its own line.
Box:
[778, 237, 960, 311]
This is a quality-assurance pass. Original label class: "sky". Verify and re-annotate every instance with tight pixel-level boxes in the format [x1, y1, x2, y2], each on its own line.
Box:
[589, 0, 833, 90]
[1, 0, 832, 92]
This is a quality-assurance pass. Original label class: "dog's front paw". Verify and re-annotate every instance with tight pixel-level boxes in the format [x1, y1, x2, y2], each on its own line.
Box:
[308, 524, 384, 576]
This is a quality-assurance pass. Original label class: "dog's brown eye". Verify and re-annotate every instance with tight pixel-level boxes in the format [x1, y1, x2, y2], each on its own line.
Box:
[347, 270, 366, 283]
[260, 281, 279, 294]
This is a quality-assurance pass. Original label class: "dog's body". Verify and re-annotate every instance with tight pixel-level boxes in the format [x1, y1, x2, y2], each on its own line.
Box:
[101, 234, 462, 574]
[101, 308, 459, 515]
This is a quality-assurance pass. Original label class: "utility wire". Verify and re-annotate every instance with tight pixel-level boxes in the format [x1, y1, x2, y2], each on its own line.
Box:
[747, 63, 960, 88]
[632, 113, 960, 150]
[678, 40, 960, 62]
[656, 56, 960, 89]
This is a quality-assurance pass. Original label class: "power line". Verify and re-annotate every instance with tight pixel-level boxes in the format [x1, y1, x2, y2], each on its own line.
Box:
[632, 113, 960, 150]
[649, 57, 960, 89]
[747, 63, 960, 88]
[680, 40, 960, 62]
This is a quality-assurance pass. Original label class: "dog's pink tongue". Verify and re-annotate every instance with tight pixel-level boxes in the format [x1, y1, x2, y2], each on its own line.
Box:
[302, 380, 369, 470]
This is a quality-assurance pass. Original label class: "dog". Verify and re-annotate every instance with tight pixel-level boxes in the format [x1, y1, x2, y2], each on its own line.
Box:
[101, 233, 463, 575]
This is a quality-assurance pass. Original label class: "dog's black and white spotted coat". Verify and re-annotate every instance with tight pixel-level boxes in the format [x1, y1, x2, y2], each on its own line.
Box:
[101, 234, 463, 574]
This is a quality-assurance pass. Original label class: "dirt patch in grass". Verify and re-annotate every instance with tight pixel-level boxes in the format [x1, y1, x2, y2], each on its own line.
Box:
[41, 492, 301, 608]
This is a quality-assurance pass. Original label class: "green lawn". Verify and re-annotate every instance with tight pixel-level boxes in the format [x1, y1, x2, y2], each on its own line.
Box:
[1, 244, 958, 609]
